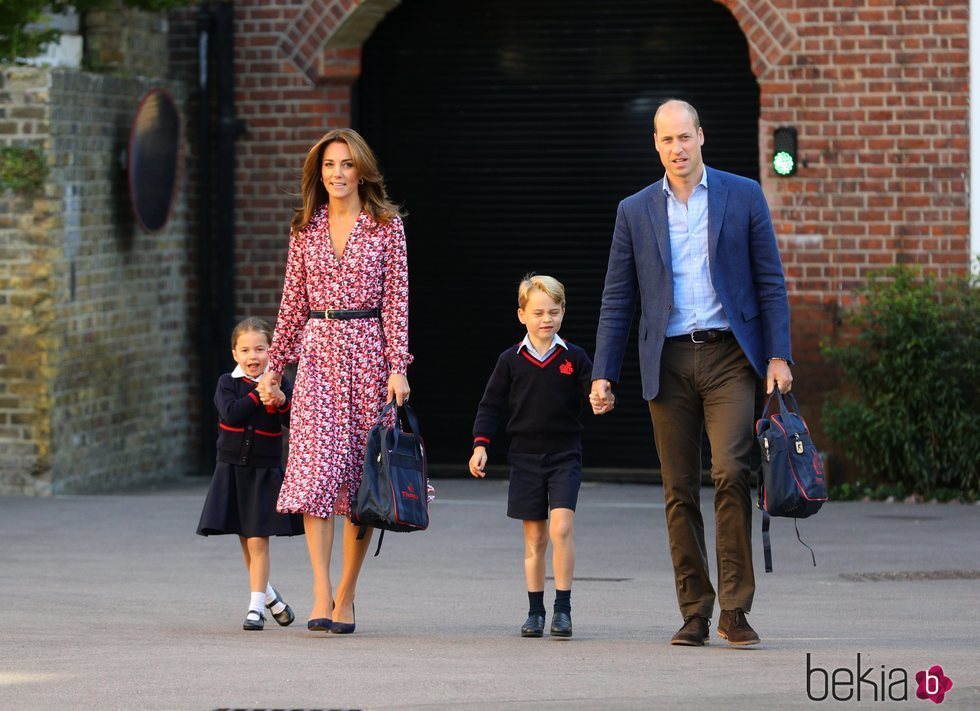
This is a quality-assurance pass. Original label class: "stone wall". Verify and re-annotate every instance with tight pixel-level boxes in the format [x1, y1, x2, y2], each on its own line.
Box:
[0, 68, 56, 495]
[84, 2, 171, 77]
[0, 66, 193, 495]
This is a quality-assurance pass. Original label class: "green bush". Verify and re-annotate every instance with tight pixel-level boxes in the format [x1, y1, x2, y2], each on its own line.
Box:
[0, 144, 48, 193]
[822, 265, 980, 499]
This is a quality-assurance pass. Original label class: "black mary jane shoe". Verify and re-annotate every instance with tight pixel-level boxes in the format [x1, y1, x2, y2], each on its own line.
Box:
[331, 604, 356, 634]
[521, 614, 546, 638]
[550, 612, 573, 638]
[307, 617, 332, 632]
[265, 587, 295, 627]
[243, 610, 266, 631]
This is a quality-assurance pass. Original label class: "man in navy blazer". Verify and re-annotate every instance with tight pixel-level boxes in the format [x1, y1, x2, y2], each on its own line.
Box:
[590, 99, 794, 647]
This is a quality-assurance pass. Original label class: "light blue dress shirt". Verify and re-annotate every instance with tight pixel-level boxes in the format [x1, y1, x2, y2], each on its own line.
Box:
[518, 333, 567, 361]
[663, 168, 730, 337]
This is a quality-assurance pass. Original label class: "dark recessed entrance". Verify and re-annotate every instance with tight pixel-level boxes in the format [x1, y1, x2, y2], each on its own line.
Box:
[356, 0, 758, 470]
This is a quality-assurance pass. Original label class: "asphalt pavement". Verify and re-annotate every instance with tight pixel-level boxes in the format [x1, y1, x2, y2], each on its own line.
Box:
[1, 477, 978, 710]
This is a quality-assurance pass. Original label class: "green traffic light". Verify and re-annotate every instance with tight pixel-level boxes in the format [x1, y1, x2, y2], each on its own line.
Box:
[773, 151, 795, 176]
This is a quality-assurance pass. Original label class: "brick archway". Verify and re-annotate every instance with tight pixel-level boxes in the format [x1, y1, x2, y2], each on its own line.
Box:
[279, 0, 400, 84]
[713, 0, 800, 78]
[284, 0, 794, 85]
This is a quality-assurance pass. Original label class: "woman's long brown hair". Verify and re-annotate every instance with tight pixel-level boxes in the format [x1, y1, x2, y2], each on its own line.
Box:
[291, 128, 402, 233]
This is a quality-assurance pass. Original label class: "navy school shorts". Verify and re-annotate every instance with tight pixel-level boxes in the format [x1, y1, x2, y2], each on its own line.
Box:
[506, 449, 583, 521]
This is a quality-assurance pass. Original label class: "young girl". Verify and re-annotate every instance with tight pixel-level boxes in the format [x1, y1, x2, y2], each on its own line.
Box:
[197, 317, 305, 630]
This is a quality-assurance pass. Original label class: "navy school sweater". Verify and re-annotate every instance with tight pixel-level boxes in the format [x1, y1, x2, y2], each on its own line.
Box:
[214, 373, 293, 468]
[472, 341, 593, 455]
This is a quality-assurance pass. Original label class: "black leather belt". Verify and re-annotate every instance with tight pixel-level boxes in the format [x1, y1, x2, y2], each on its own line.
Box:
[666, 329, 734, 344]
[308, 308, 380, 320]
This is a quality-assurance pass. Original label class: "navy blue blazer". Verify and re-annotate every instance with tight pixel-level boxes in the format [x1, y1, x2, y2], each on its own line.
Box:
[593, 166, 792, 400]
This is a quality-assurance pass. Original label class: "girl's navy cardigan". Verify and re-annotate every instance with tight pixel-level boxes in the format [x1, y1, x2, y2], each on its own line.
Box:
[214, 373, 293, 468]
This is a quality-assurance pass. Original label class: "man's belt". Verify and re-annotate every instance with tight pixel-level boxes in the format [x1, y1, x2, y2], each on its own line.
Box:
[308, 308, 380, 320]
[666, 329, 734, 344]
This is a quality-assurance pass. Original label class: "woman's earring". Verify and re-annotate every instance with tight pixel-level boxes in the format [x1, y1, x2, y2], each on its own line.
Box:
[358, 178, 365, 185]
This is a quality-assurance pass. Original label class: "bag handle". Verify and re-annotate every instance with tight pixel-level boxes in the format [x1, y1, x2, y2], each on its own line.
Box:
[760, 388, 802, 420]
[371, 400, 421, 432]
[373, 400, 423, 456]
[396, 402, 421, 437]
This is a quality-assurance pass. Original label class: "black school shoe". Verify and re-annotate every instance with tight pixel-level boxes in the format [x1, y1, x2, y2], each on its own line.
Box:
[521, 614, 546, 637]
[243, 610, 266, 631]
[265, 587, 295, 627]
[550, 612, 573, 638]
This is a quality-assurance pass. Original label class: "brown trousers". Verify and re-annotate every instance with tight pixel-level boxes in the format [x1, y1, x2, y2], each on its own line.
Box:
[648, 338, 757, 619]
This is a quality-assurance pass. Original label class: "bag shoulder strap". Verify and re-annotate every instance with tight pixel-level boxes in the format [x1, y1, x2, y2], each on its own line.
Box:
[762, 512, 819, 574]
[762, 510, 773, 573]
[356, 524, 386, 557]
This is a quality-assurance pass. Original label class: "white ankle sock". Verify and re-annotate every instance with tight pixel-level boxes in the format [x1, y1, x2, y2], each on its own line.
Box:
[249, 591, 265, 613]
[264, 583, 286, 614]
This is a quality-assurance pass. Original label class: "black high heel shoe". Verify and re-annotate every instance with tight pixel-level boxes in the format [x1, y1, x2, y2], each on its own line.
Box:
[331, 603, 355, 634]
[308, 600, 337, 632]
[307, 617, 332, 631]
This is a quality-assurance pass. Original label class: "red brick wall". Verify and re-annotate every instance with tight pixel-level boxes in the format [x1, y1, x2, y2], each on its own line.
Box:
[170, 0, 971, 476]
[719, 0, 969, 463]
[170, 1, 360, 317]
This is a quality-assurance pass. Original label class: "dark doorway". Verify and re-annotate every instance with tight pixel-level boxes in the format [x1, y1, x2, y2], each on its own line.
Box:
[356, 0, 758, 470]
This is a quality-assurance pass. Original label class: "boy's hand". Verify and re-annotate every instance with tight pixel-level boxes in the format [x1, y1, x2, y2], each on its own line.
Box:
[469, 447, 487, 478]
[590, 379, 615, 415]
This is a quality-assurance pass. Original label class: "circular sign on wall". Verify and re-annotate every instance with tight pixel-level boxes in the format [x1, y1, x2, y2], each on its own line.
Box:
[127, 88, 183, 233]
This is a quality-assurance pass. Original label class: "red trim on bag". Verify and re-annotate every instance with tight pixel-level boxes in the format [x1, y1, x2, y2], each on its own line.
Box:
[770, 416, 828, 503]
[389, 433, 429, 531]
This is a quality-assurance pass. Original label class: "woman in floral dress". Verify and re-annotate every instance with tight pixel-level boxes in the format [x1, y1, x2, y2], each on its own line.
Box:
[258, 128, 412, 634]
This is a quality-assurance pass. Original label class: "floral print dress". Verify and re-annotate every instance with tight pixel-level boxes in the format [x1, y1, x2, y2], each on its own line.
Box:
[267, 205, 412, 519]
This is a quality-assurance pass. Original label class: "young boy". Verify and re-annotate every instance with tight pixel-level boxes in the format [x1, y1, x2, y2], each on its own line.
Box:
[469, 274, 614, 639]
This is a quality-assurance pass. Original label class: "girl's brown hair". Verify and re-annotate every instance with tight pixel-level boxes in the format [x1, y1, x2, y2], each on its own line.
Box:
[230, 317, 273, 350]
[291, 128, 402, 233]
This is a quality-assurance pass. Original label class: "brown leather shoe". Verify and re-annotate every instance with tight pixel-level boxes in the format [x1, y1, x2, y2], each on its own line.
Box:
[670, 614, 709, 646]
[717, 608, 760, 645]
